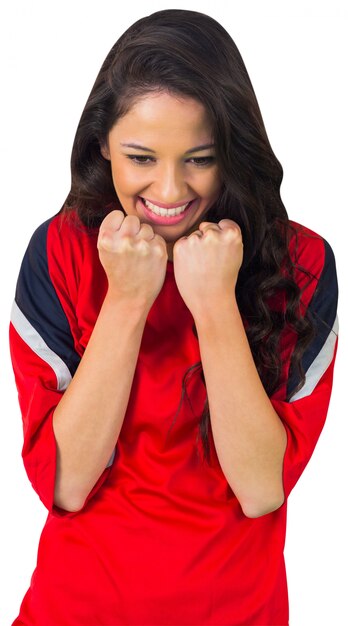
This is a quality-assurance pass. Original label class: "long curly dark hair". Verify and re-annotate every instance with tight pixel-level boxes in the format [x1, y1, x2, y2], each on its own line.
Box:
[62, 9, 318, 463]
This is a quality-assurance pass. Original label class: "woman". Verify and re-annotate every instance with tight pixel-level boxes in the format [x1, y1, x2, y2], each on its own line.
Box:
[9, 8, 339, 625]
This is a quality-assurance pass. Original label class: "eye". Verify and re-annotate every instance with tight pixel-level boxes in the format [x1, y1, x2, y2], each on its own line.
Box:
[126, 155, 155, 165]
[189, 157, 215, 167]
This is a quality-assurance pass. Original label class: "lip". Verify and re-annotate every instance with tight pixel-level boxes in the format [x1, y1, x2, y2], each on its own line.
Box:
[140, 197, 196, 209]
[137, 196, 197, 225]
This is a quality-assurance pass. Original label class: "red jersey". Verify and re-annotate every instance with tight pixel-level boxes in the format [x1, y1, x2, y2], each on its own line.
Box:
[9, 210, 339, 625]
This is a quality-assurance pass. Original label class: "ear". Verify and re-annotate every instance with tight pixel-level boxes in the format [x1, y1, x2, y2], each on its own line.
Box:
[100, 142, 110, 160]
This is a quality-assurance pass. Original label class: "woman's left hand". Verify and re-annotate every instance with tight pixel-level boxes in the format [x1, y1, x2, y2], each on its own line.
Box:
[172, 219, 244, 318]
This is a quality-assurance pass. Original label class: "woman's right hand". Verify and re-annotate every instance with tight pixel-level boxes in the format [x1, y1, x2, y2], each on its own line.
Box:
[97, 210, 168, 310]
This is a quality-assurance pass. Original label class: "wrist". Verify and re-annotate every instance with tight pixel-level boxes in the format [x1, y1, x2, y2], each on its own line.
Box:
[103, 289, 151, 322]
[193, 293, 240, 327]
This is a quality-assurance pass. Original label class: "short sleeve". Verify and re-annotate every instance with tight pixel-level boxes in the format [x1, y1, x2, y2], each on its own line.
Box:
[9, 216, 115, 517]
[270, 234, 339, 503]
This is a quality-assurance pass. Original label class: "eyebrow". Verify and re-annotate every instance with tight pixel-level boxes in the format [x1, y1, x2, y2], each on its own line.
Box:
[120, 142, 216, 154]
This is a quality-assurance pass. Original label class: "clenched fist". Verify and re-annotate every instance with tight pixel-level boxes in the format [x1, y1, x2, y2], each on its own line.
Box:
[97, 210, 168, 311]
[172, 219, 244, 319]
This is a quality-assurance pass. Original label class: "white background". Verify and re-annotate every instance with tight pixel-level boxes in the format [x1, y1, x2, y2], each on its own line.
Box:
[1, 1, 347, 624]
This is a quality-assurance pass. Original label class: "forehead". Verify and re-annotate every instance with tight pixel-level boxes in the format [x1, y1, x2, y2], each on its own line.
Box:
[110, 92, 213, 142]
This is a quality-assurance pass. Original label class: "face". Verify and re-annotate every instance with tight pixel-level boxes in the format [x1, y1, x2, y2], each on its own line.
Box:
[100, 91, 223, 261]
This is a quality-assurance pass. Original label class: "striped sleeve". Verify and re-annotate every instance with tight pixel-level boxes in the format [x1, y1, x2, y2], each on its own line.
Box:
[9, 216, 114, 516]
[271, 234, 339, 503]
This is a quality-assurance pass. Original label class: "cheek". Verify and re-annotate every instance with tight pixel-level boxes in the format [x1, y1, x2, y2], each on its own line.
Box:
[201, 172, 222, 199]
[111, 165, 139, 194]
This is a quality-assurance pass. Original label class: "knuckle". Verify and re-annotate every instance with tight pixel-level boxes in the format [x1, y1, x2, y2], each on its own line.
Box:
[140, 224, 155, 237]
[104, 209, 124, 226]
[98, 230, 112, 247]
[203, 228, 218, 237]
[136, 239, 149, 255]
[124, 214, 140, 225]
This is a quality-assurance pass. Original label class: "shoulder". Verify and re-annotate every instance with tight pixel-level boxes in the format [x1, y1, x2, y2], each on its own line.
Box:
[25, 209, 99, 275]
[29, 208, 97, 249]
[16, 209, 102, 322]
[288, 219, 336, 276]
[286, 219, 338, 310]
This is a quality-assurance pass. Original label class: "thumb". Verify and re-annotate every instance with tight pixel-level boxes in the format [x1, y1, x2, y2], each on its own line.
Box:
[218, 219, 242, 234]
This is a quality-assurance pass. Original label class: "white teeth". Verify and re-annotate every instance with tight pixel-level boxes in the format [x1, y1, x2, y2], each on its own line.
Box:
[143, 198, 190, 216]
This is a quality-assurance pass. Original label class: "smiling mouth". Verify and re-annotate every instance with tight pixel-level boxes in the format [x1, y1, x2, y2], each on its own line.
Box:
[140, 197, 195, 216]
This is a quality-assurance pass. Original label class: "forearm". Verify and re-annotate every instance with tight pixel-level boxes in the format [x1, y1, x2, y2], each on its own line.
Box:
[194, 297, 287, 518]
[53, 293, 148, 512]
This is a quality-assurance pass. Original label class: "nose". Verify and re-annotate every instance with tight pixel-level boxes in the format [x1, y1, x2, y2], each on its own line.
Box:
[151, 162, 190, 204]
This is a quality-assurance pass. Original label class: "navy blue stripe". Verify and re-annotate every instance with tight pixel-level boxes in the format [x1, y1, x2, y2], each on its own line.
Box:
[15, 216, 80, 377]
[287, 238, 338, 397]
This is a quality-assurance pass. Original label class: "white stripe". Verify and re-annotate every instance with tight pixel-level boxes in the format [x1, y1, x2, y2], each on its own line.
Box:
[106, 449, 116, 468]
[11, 300, 72, 391]
[290, 314, 339, 402]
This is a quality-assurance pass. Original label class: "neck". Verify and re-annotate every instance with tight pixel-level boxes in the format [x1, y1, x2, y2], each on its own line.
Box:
[166, 242, 174, 262]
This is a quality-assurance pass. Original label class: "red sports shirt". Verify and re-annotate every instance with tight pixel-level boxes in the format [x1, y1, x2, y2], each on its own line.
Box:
[9, 210, 339, 625]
